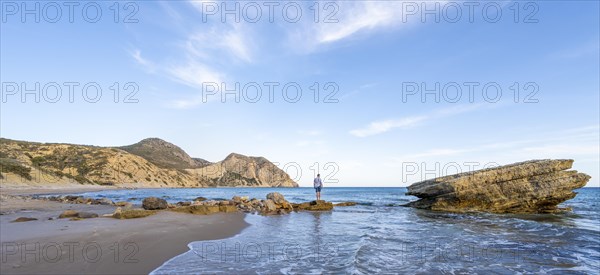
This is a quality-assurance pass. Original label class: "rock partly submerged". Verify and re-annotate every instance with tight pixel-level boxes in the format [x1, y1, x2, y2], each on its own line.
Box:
[27, 192, 356, 220]
[292, 200, 334, 211]
[405, 159, 591, 214]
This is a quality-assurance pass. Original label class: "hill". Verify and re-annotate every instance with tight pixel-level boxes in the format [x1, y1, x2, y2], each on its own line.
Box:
[0, 138, 298, 188]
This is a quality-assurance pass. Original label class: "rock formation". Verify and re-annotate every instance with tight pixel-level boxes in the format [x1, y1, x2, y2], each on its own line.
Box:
[188, 153, 298, 187]
[405, 159, 590, 214]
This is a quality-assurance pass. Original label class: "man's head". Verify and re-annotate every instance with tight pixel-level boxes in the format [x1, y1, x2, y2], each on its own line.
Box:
[317, 174, 320, 177]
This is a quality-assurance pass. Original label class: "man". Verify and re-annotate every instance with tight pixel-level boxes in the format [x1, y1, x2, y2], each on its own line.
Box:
[313, 174, 323, 201]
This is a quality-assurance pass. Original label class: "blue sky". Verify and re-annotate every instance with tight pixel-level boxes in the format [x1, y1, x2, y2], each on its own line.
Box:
[1, 1, 599, 187]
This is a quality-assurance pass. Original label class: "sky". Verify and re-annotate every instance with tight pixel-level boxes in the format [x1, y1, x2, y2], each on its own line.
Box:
[1, 0, 599, 187]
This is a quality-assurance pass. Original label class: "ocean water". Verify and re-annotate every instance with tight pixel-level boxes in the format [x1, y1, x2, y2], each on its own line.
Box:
[73, 187, 599, 274]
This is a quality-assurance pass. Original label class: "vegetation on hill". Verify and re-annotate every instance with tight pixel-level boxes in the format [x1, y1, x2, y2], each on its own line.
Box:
[0, 138, 298, 188]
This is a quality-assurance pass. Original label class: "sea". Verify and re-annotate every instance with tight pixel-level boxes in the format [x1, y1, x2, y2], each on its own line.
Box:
[70, 187, 599, 274]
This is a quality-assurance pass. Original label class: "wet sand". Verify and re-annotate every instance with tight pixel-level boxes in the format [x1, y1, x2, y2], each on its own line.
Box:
[0, 189, 249, 274]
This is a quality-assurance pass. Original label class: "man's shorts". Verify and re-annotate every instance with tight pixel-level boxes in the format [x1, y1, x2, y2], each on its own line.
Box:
[315, 187, 322, 192]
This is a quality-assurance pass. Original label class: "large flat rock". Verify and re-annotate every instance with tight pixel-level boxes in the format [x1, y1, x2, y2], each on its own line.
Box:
[405, 159, 590, 213]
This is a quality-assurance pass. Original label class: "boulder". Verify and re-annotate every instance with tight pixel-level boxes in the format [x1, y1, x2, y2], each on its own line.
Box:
[405, 159, 591, 214]
[94, 198, 114, 205]
[12, 217, 37, 222]
[292, 200, 333, 211]
[112, 207, 157, 219]
[279, 201, 294, 211]
[194, 197, 207, 202]
[76, 212, 98, 219]
[266, 192, 286, 204]
[58, 210, 78, 219]
[142, 197, 168, 210]
[263, 199, 277, 212]
[58, 210, 98, 219]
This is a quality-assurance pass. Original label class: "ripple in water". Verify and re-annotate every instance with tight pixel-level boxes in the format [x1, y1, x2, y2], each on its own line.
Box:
[49, 187, 599, 274]
[149, 188, 599, 274]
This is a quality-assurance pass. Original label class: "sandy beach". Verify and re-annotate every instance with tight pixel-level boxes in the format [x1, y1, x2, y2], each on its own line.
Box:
[0, 187, 249, 274]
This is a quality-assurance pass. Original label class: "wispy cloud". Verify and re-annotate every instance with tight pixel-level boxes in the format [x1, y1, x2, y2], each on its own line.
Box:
[387, 124, 600, 164]
[287, 1, 445, 53]
[350, 104, 485, 137]
[185, 24, 254, 63]
[131, 23, 254, 109]
[166, 61, 225, 90]
[350, 116, 427, 137]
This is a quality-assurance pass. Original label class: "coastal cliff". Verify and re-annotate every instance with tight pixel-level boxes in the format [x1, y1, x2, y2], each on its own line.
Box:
[0, 138, 298, 188]
[405, 159, 590, 213]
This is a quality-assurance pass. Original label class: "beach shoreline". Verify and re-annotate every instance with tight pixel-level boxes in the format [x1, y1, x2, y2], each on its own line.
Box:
[0, 187, 249, 275]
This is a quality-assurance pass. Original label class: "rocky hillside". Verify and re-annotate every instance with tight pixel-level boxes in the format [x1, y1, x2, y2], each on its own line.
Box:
[0, 138, 298, 188]
[119, 138, 211, 169]
[405, 159, 590, 214]
[188, 153, 298, 187]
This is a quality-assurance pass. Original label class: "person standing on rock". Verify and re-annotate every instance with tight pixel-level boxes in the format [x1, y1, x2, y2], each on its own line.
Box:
[314, 174, 323, 201]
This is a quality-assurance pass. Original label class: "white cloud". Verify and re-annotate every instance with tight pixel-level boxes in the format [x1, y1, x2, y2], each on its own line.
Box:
[288, 1, 446, 53]
[167, 61, 225, 90]
[385, 124, 600, 166]
[132, 23, 255, 108]
[186, 24, 254, 63]
[350, 116, 427, 137]
[130, 50, 156, 72]
[317, 2, 397, 44]
[350, 104, 486, 137]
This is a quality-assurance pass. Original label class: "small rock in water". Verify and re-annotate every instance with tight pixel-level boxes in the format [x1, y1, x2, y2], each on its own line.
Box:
[292, 200, 334, 211]
[95, 198, 114, 205]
